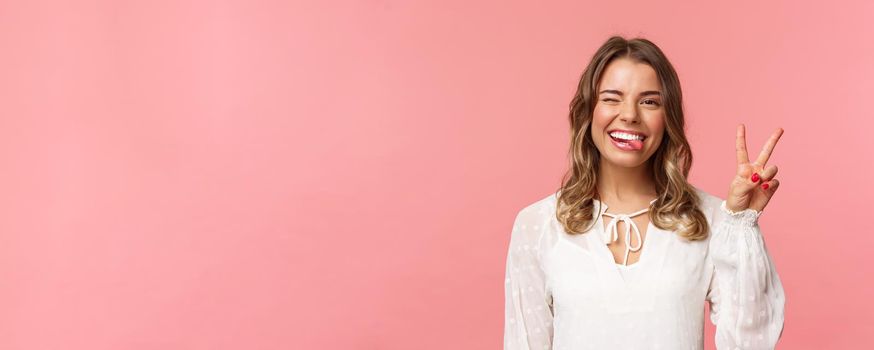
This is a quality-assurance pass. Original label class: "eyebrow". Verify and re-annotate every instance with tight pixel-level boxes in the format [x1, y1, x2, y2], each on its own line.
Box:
[599, 89, 662, 97]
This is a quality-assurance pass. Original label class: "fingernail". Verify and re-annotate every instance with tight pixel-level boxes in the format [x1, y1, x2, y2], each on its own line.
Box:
[751, 173, 760, 182]
[762, 183, 769, 190]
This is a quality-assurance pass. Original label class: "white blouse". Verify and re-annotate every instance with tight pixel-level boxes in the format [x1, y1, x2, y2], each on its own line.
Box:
[503, 187, 785, 350]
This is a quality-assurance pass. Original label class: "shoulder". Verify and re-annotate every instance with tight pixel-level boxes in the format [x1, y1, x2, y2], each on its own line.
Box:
[508, 191, 558, 245]
[512, 191, 558, 226]
[690, 185, 726, 225]
[691, 185, 724, 209]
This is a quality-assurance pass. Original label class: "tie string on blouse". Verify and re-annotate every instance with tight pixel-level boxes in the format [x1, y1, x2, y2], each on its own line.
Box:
[600, 198, 657, 266]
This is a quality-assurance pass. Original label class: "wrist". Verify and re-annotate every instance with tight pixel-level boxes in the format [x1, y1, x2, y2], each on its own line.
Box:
[725, 203, 746, 212]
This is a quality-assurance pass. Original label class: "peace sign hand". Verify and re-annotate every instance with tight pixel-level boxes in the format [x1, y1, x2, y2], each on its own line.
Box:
[727, 124, 784, 213]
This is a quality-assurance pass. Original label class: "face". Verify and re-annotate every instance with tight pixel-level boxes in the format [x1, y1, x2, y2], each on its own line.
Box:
[591, 57, 666, 169]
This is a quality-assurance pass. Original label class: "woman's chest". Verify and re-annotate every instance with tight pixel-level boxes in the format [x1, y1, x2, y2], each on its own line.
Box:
[544, 232, 712, 312]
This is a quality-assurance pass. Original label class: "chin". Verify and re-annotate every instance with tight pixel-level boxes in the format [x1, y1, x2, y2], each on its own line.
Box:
[608, 158, 649, 168]
[604, 151, 652, 168]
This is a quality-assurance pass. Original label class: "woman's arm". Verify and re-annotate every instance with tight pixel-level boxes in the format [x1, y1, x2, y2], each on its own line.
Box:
[707, 200, 785, 350]
[504, 206, 554, 349]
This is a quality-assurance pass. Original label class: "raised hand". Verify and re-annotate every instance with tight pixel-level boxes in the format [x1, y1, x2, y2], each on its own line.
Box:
[727, 124, 784, 213]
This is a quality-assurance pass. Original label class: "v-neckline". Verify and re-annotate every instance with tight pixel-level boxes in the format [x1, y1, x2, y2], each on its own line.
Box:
[590, 198, 659, 285]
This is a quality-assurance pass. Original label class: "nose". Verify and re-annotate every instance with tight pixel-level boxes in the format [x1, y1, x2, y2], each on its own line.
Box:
[619, 102, 641, 124]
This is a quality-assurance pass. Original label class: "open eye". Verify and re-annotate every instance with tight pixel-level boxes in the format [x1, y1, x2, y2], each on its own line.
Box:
[642, 99, 660, 106]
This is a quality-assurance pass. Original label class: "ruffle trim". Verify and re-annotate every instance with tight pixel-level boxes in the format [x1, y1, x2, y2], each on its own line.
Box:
[720, 200, 762, 226]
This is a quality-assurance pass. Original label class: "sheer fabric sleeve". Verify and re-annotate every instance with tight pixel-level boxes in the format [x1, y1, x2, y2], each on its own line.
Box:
[706, 199, 786, 350]
[503, 207, 553, 350]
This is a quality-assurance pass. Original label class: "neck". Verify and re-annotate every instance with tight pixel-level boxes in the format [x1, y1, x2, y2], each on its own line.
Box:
[596, 159, 657, 204]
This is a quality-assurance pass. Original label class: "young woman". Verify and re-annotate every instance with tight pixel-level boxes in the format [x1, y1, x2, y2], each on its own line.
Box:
[503, 36, 785, 350]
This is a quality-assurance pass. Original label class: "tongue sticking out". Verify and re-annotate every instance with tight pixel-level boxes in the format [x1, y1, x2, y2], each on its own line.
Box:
[613, 137, 644, 151]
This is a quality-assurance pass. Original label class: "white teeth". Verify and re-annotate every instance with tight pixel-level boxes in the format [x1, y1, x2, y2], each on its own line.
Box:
[609, 132, 645, 141]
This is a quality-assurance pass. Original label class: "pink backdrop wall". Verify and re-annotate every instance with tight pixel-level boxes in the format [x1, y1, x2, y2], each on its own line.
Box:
[1, 0, 872, 349]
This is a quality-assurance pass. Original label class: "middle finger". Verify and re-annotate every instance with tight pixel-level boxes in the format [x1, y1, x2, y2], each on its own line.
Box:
[755, 127, 784, 167]
[758, 164, 779, 181]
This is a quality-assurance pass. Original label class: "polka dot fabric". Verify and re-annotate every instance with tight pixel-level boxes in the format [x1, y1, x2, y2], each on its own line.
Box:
[503, 186, 785, 350]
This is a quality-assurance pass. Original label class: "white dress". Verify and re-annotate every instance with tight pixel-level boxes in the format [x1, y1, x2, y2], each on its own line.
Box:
[503, 187, 785, 350]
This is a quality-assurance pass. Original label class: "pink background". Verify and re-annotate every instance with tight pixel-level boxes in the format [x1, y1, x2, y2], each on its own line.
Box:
[1, 0, 872, 349]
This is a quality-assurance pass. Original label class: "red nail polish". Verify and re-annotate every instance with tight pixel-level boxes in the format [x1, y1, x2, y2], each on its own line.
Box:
[762, 183, 769, 190]
[751, 173, 760, 182]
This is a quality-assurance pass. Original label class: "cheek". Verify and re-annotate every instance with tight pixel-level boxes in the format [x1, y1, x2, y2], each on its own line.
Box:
[591, 106, 612, 129]
[645, 112, 667, 138]
[590, 116, 610, 144]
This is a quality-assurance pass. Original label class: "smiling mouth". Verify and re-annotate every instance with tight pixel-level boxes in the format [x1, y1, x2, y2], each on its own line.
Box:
[607, 130, 647, 141]
[608, 132, 645, 151]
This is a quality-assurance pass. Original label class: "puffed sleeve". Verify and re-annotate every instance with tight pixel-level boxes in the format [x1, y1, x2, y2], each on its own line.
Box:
[706, 199, 786, 350]
[503, 206, 554, 350]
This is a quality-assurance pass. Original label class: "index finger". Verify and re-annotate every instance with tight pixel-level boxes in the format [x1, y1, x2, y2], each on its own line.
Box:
[754, 127, 784, 167]
[736, 124, 750, 165]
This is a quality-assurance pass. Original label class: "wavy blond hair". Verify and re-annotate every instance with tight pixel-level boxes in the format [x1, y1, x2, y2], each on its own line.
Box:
[554, 35, 709, 241]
